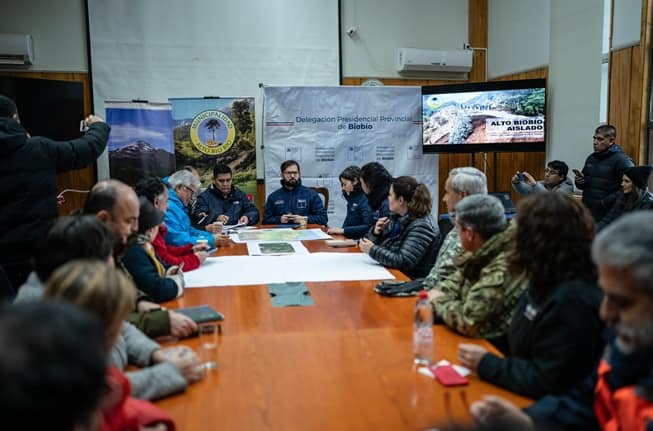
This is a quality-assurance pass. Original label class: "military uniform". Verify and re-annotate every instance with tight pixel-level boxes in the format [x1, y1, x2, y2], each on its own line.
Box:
[423, 225, 462, 289]
[432, 222, 527, 339]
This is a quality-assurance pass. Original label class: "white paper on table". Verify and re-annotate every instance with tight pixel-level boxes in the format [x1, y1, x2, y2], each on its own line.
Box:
[246, 241, 309, 256]
[184, 252, 394, 287]
[231, 228, 332, 243]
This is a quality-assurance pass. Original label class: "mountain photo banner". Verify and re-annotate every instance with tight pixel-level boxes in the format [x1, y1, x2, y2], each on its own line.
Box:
[169, 97, 257, 203]
[106, 101, 176, 186]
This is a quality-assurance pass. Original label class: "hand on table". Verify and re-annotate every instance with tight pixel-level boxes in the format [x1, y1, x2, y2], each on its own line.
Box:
[168, 311, 197, 338]
[458, 343, 488, 372]
[358, 237, 373, 254]
[238, 215, 249, 225]
[205, 222, 223, 234]
[281, 213, 295, 223]
[153, 346, 204, 383]
[327, 227, 344, 235]
[470, 395, 534, 430]
[216, 214, 230, 224]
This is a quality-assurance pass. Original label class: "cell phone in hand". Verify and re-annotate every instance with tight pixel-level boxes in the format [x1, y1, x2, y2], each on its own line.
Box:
[432, 364, 469, 386]
[517, 172, 526, 181]
[573, 169, 583, 177]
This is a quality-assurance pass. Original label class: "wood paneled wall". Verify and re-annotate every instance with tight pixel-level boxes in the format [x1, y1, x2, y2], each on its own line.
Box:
[0, 71, 95, 215]
[608, 0, 652, 164]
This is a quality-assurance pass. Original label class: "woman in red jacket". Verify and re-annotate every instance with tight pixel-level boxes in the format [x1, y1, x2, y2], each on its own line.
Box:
[135, 177, 209, 271]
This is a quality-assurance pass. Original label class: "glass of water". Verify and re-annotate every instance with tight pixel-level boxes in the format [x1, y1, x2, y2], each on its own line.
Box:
[198, 322, 219, 370]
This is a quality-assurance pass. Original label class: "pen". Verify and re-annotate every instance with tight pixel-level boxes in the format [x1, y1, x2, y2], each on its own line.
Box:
[197, 213, 208, 224]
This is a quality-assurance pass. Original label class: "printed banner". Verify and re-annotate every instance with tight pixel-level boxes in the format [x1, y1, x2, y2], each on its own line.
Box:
[263, 86, 438, 228]
[169, 98, 257, 202]
[106, 101, 176, 186]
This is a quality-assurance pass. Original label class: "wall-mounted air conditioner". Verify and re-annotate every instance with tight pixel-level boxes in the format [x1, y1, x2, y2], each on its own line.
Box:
[0, 34, 34, 66]
[397, 48, 472, 73]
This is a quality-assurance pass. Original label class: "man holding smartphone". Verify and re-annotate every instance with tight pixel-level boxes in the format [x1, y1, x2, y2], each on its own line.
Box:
[0, 95, 109, 293]
[574, 124, 633, 221]
[511, 160, 574, 196]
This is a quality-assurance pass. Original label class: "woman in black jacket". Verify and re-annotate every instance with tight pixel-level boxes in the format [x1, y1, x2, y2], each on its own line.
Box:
[359, 176, 440, 279]
[457, 193, 603, 399]
[597, 165, 653, 231]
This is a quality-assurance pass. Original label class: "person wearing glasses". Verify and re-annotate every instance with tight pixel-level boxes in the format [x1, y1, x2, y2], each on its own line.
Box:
[193, 163, 259, 227]
[164, 169, 218, 247]
[574, 124, 634, 222]
[263, 160, 328, 225]
[511, 160, 574, 196]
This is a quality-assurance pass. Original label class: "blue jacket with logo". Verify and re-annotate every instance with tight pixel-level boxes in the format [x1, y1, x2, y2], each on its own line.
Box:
[164, 188, 215, 246]
[193, 185, 259, 226]
[341, 189, 372, 239]
[263, 181, 328, 225]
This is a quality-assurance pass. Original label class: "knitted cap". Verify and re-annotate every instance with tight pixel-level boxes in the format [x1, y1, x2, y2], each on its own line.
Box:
[625, 165, 653, 190]
[137, 196, 164, 233]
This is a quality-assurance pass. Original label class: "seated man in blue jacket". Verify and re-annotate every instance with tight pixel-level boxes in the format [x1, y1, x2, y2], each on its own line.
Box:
[193, 163, 259, 227]
[263, 160, 328, 226]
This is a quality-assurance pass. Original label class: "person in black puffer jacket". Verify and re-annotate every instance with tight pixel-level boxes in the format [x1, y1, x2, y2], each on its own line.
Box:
[359, 176, 441, 279]
[0, 95, 110, 292]
[598, 165, 653, 231]
[574, 124, 634, 221]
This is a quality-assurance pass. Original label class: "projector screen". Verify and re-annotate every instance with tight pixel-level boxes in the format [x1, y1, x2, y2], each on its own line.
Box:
[86, 0, 340, 178]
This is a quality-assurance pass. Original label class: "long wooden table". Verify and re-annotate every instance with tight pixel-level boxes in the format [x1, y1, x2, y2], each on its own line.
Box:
[157, 230, 532, 430]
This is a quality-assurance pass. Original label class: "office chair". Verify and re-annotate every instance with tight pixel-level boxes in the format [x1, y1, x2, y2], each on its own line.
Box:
[310, 187, 329, 211]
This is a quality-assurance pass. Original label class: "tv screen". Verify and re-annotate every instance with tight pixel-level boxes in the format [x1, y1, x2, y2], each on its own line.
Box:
[422, 78, 546, 153]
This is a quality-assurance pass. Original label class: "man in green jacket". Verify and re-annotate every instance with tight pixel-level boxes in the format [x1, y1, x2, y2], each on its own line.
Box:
[431, 194, 527, 344]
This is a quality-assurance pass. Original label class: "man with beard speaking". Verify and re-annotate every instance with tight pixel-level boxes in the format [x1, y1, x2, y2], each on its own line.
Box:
[263, 160, 328, 226]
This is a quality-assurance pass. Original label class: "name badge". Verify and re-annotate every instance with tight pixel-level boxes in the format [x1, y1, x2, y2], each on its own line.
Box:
[275, 199, 284, 206]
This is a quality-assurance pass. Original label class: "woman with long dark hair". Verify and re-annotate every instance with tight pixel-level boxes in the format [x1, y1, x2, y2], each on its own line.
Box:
[359, 176, 440, 278]
[598, 165, 653, 231]
[457, 193, 603, 398]
[360, 162, 392, 224]
[327, 165, 372, 239]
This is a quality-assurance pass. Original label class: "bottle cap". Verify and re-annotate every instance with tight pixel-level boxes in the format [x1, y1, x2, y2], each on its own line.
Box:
[418, 290, 428, 299]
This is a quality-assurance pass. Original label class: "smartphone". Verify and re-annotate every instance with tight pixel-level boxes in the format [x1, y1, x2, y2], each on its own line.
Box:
[432, 364, 469, 387]
[517, 172, 526, 181]
[573, 169, 583, 177]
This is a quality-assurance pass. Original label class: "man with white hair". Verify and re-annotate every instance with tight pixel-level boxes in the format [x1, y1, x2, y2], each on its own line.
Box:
[423, 167, 488, 289]
[165, 169, 219, 247]
[469, 211, 653, 431]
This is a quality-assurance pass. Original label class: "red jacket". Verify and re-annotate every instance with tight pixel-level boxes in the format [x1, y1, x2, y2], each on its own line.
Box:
[100, 366, 176, 431]
[594, 359, 653, 431]
[152, 223, 200, 271]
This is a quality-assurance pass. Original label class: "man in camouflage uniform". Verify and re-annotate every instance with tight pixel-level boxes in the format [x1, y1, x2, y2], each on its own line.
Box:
[424, 167, 487, 290]
[431, 195, 526, 343]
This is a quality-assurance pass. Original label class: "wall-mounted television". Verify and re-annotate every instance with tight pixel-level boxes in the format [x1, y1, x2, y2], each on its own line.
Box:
[422, 78, 546, 153]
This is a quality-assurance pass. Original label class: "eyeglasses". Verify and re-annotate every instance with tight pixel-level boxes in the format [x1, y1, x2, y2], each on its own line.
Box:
[183, 185, 197, 197]
[283, 171, 300, 177]
[544, 168, 560, 175]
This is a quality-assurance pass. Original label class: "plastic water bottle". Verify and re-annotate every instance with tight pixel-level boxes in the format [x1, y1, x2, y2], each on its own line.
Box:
[413, 290, 434, 365]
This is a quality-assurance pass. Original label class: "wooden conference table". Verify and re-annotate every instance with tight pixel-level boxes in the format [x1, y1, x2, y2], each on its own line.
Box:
[157, 228, 531, 430]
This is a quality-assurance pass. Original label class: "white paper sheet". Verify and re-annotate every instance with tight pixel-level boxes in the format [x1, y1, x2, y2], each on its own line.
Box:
[231, 228, 332, 243]
[184, 252, 395, 287]
[246, 241, 309, 256]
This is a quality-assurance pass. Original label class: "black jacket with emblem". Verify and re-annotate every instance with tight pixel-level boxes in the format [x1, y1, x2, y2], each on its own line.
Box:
[477, 279, 603, 399]
[576, 144, 634, 221]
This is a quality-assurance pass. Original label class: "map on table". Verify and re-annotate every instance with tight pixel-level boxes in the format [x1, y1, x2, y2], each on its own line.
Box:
[232, 228, 331, 243]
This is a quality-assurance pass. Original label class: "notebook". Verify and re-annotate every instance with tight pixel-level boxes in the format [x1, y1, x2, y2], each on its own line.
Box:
[174, 304, 225, 323]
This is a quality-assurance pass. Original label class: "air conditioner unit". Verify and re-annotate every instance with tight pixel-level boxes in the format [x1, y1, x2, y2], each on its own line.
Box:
[0, 34, 34, 66]
[397, 48, 472, 73]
